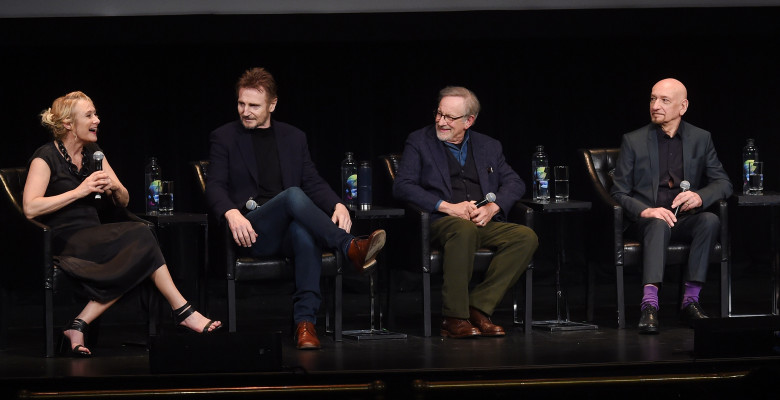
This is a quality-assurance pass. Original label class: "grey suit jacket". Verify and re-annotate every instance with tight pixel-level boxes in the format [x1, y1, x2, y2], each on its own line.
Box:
[610, 121, 732, 222]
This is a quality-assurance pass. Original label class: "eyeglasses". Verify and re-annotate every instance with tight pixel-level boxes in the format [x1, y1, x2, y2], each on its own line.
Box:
[434, 110, 466, 123]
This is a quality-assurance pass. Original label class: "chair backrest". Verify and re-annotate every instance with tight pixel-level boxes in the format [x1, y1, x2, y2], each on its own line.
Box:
[0, 167, 27, 216]
[191, 160, 209, 195]
[579, 148, 620, 206]
[379, 154, 401, 182]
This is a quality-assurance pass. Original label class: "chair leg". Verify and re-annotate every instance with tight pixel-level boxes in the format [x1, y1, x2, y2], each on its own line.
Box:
[423, 272, 431, 337]
[616, 264, 625, 329]
[227, 279, 237, 333]
[524, 267, 533, 336]
[334, 273, 343, 342]
[720, 257, 729, 318]
[586, 261, 596, 322]
[45, 288, 54, 357]
[0, 286, 8, 349]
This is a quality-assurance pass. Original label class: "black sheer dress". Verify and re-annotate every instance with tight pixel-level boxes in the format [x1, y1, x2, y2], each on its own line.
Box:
[29, 141, 164, 302]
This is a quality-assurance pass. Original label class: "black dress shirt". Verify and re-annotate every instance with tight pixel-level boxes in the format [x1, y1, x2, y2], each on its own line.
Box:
[656, 124, 684, 209]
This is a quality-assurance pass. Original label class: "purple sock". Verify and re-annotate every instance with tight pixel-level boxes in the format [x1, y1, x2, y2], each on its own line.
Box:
[681, 281, 703, 309]
[641, 284, 659, 311]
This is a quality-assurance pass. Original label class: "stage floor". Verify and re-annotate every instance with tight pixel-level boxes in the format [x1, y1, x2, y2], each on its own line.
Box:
[1, 272, 779, 399]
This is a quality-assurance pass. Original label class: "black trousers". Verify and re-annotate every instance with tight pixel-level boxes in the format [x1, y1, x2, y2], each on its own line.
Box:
[626, 211, 720, 285]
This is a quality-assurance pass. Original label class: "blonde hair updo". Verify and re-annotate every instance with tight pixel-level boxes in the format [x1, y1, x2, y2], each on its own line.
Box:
[40, 91, 93, 140]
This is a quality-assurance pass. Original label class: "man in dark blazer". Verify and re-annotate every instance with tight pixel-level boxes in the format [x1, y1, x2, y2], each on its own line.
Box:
[611, 78, 732, 334]
[394, 86, 538, 338]
[206, 68, 386, 349]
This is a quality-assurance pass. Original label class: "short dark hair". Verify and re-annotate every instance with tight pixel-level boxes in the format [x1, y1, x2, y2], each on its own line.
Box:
[236, 67, 278, 100]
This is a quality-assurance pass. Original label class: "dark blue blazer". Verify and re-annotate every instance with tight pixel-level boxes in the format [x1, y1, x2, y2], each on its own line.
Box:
[610, 121, 733, 222]
[206, 120, 341, 219]
[393, 125, 525, 222]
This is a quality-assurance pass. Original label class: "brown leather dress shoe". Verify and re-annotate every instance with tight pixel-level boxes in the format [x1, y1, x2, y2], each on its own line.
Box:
[347, 229, 386, 274]
[295, 321, 321, 350]
[440, 317, 481, 338]
[468, 307, 506, 337]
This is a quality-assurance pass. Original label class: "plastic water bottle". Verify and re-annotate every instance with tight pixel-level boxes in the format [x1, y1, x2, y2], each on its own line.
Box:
[742, 139, 758, 194]
[144, 157, 161, 214]
[532, 145, 550, 201]
[341, 152, 357, 209]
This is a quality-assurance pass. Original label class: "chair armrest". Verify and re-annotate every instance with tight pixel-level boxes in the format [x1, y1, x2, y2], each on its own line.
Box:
[222, 220, 237, 279]
[399, 202, 432, 273]
[22, 218, 54, 290]
[716, 199, 728, 257]
[508, 201, 534, 230]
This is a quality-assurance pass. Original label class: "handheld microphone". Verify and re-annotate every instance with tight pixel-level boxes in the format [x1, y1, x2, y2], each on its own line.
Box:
[245, 198, 258, 213]
[474, 192, 496, 208]
[93, 151, 104, 200]
[674, 180, 691, 217]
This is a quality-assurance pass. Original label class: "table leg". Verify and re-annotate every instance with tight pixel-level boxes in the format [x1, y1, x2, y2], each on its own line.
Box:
[533, 211, 597, 332]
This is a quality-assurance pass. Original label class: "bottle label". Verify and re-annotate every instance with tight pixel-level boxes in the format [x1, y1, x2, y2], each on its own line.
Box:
[534, 166, 547, 180]
[148, 179, 161, 209]
[344, 173, 357, 200]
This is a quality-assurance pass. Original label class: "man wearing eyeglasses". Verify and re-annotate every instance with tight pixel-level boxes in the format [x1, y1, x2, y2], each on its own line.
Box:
[393, 86, 538, 338]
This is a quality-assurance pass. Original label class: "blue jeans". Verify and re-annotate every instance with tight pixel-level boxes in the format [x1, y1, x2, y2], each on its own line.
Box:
[245, 187, 352, 324]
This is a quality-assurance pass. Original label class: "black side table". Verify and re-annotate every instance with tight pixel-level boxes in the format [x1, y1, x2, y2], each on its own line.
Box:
[521, 199, 598, 331]
[343, 206, 407, 340]
[733, 192, 780, 316]
[138, 212, 209, 314]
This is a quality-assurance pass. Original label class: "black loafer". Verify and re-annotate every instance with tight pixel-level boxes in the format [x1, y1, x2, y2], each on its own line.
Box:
[679, 302, 708, 328]
[638, 306, 659, 334]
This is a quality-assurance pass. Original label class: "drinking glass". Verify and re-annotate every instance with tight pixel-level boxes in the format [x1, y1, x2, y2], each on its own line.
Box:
[159, 180, 175, 214]
[553, 165, 569, 202]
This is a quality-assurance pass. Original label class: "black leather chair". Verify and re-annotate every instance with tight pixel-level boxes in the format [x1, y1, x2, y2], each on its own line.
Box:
[379, 154, 535, 336]
[191, 161, 343, 340]
[0, 166, 157, 357]
[578, 149, 730, 329]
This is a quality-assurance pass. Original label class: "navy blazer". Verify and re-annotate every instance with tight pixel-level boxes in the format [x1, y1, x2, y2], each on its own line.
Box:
[206, 120, 341, 219]
[610, 121, 733, 222]
[393, 125, 525, 222]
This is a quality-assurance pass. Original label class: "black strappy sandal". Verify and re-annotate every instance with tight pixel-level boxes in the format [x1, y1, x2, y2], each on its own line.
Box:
[172, 302, 221, 333]
[60, 318, 92, 357]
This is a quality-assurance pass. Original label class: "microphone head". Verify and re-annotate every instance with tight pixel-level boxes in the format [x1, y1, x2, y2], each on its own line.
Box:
[486, 192, 496, 203]
[680, 180, 691, 191]
[245, 199, 258, 211]
[92, 151, 104, 161]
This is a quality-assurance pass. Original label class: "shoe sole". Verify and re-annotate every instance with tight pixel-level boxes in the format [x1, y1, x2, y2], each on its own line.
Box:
[638, 328, 659, 334]
[440, 330, 481, 339]
[360, 230, 386, 273]
[480, 332, 506, 337]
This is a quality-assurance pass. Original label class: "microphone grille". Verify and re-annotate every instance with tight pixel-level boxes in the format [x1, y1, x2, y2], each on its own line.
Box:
[680, 180, 690, 190]
[486, 192, 496, 202]
[92, 151, 104, 161]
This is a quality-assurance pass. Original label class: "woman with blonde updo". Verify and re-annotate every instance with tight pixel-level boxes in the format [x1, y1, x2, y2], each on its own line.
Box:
[24, 91, 221, 357]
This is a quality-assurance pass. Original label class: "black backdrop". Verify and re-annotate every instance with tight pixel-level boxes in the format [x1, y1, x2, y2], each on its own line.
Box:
[2, 7, 779, 281]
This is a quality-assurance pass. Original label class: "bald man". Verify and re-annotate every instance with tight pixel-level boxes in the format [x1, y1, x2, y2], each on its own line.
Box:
[610, 78, 732, 334]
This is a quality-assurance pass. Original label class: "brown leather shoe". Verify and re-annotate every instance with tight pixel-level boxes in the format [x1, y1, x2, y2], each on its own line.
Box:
[295, 321, 321, 350]
[347, 229, 386, 274]
[468, 307, 506, 337]
[440, 317, 481, 338]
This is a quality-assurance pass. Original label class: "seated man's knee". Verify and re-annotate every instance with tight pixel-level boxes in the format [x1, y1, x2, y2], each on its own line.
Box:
[281, 187, 310, 206]
[510, 225, 539, 251]
[644, 218, 671, 236]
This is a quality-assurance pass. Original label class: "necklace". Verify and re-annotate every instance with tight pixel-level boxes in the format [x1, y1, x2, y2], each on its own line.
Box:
[56, 139, 89, 179]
